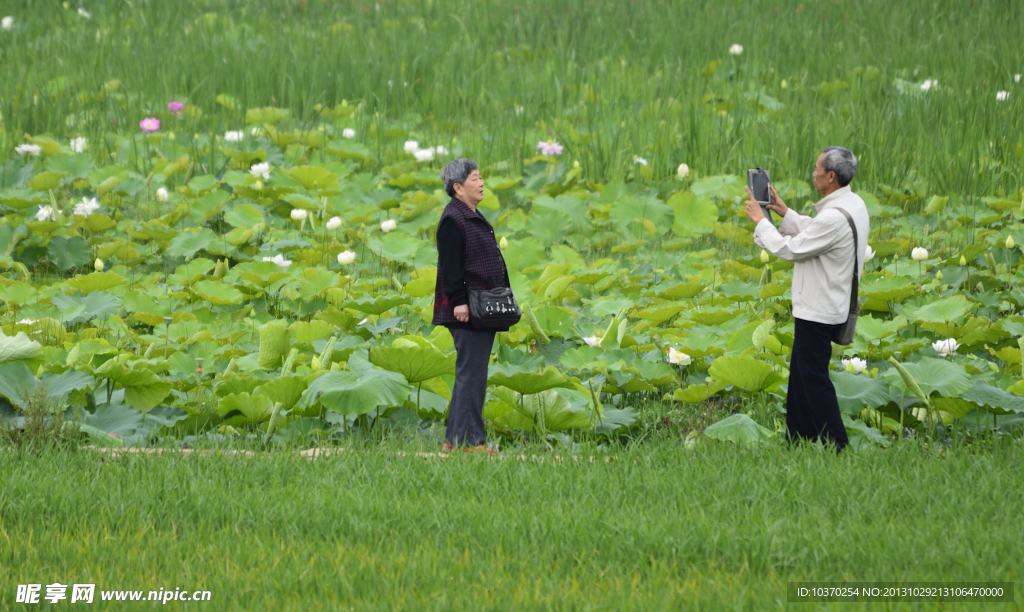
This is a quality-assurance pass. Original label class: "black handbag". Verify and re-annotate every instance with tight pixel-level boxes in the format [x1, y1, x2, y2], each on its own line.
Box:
[467, 286, 521, 329]
[832, 207, 860, 346]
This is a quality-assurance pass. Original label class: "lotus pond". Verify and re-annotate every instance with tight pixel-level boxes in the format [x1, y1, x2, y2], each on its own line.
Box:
[1, 0, 1024, 451]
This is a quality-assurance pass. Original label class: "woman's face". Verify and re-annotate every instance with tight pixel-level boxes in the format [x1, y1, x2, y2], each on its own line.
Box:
[455, 170, 484, 206]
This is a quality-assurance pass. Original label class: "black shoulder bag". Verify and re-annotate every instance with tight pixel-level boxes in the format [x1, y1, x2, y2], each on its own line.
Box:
[832, 208, 860, 345]
[468, 286, 521, 329]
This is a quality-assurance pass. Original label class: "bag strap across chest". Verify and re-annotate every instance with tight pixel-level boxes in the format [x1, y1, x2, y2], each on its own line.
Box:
[834, 207, 859, 314]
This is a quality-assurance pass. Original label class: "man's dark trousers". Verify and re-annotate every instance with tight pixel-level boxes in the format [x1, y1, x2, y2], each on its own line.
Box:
[787, 318, 850, 452]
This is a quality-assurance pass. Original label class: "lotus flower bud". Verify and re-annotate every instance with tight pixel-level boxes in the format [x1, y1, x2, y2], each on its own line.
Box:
[213, 258, 228, 278]
[311, 355, 322, 371]
[94, 258, 104, 271]
[290, 208, 307, 221]
[1007, 236, 1015, 249]
[337, 250, 355, 265]
[935, 270, 943, 282]
[911, 247, 928, 261]
[760, 249, 769, 263]
[959, 255, 967, 266]
[381, 219, 397, 232]
[326, 216, 342, 230]
[676, 163, 690, 179]
[499, 236, 508, 250]
[253, 179, 263, 191]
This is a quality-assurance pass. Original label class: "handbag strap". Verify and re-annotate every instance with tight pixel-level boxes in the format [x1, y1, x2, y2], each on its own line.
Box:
[834, 207, 859, 312]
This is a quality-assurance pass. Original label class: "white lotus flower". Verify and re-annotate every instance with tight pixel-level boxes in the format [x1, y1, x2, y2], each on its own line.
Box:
[414, 147, 435, 162]
[729, 44, 743, 55]
[69, 137, 87, 153]
[251, 127, 262, 137]
[35, 205, 57, 222]
[676, 163, 690, 179]
[156, 187, 169, 202]
[633, 156, 648, 166]
[865, 244, 875, 261]
[15, 144, 41, 156]
[403, 140, 419, 153]
[342, 128, 355, 139]
[932, 338, 959, 357]
[920, 79, 937, 92]
[842, 357, 868, 374]
[434, 145, 449, 156]
[666, 347, 691, 366]
[78, 7, 91, 19]
[2, 17, 13, 31]
[1016, 74, 1022, 83]
[262, 254, 292, 271]
[18, 318, 37, 325]
[224, 130, 244, 142]
[911, 247, 928, 261]
[250, 162, 270, 179]
[514, 105, 524, 115]
[337, 250, 355, 265]
[290, 209, 307, 221]
[996, 91, 1010, 101]
[326, 216, 342, 230]
[583, 335, 602, 347]
[381, 219, 397, 233]
[73, 197, 100, 217]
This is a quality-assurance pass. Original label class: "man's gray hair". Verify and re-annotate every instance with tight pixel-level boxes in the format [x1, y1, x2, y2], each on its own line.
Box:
[821, 146, 857, 187]
[441, 158, 479, 198]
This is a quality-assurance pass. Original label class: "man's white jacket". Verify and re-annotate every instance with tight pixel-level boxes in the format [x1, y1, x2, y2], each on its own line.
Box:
[753, 186, 870, 325]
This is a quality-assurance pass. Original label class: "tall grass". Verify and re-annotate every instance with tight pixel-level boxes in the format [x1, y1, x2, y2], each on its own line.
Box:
[1, 439, 1021, 609]
[1, 0, 1022, 194]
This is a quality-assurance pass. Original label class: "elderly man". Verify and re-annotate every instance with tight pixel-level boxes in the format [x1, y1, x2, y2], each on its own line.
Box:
[744, 146, 869, 452]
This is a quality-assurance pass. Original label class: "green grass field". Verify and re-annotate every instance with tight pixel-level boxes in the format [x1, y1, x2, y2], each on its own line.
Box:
[2, 440, 1022, 610]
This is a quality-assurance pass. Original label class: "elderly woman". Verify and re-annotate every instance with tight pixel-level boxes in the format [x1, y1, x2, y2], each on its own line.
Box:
[433, 158, 511, 452]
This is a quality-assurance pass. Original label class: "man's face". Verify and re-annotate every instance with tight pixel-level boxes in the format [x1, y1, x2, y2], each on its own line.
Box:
[456, 170, 485, 205]
[812, 153, 832, 195]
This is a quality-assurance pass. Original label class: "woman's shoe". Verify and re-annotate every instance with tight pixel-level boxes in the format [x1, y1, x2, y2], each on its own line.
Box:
[441, 443, 454, 453]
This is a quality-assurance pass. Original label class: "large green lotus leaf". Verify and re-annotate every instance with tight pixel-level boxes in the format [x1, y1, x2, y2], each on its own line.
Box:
[254, 375, 307, 411]
[503, 237, 546, 272]
[166, 227, 217, 259]
[856, 315, 907, 343]
[0, 281, 38, 306]
[831, 370, 891, 416]
[299, 269, 341, 301]
[703, 413, 774, 445]
[192, 279, 245, 305]
[527, 208, 570, 247]
[488, 366, 575, 395]
[532, 194, 588, 226]
[610, 195, 672, 237]
[671, 380, 728, 403]
[224, 203, 265, 228]
[637, 304, 686, 326]
[367, 232, 423, 266]
[862, 276, 917, 303]
[299, 368, 412, 416]
[668, 191, 718, 236]
[594, 406, 638, 434]
[46, 153, 95, 181]
[628, 360, 677, 386]
[47, 235, 92, 270]
[0, 188, 47, 209]
[882, 357, 970, 398]
[288, 165, 339, 191]
[218, 392, 274, 424]
[52, 291, 121, 325]
[542, 275, 575, 303]
[66, 271, 125, 293]
[690, 175, 744, 199]
[486, 387, 590, 432]
[369, 344, 456, 383]
[657, 282, 706, 300]
[843, 416, 890, 449]
[0, 332, 43, 365]
[341, 294, 411, 315]
[674, 333, 727, 359]
[81, 403, 145, 439]
[709, 355, 785, 393]
[903, 295, 972, 324]
[688, 308, 740, 326]
[94, 359, 172, 412]
[29, 171, 65, 191]
[121, 291, 170, 317]
[289, 320, 335, 345]
[934, 383, 1024, 417]
[232, 261, 289, 288]
[532, 306, 574, 336]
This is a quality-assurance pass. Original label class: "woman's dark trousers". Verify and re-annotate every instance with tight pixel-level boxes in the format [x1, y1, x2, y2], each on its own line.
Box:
[446, 327, 496, 447]
[787, 318, 850, 452]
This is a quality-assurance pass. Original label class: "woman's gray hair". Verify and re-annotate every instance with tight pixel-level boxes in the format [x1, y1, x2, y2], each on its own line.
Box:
[821, 146, 857, 187]
[441, 158, 479, 198]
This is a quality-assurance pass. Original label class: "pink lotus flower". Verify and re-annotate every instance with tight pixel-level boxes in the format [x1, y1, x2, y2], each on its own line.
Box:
[168, 101, 184, 113]
[537, 140, 563, 156]
[139, 118, 161, 133]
